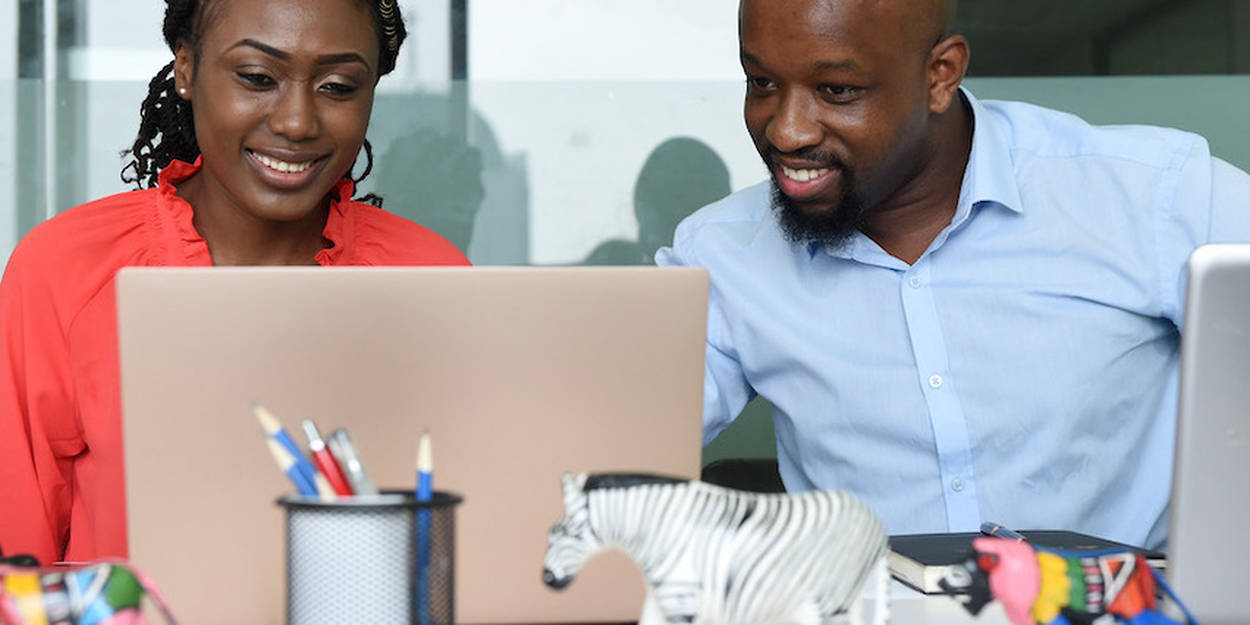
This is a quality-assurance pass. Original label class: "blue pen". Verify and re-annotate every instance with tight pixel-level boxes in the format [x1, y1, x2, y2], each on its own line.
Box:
[980, 521, 1027, 541]
[254, 402, 319, 492]
[266, 439, 318, 496]
[415, 430, 434, 625]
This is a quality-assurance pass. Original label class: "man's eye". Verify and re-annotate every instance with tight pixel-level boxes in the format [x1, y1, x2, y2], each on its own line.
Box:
[820, 85, 861, 102]
[746, 76, 775, 92]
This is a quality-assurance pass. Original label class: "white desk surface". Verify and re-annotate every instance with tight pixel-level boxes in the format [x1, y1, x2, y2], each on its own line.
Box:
[860, 580, 1011, 625]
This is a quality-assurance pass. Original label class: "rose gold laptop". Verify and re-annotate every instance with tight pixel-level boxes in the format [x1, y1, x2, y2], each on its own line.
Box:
[116, 266, 707, 624]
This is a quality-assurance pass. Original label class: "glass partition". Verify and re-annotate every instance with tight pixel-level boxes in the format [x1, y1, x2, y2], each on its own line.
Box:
[5, 75, 1248, 271]
[2, 75, 1248, 463]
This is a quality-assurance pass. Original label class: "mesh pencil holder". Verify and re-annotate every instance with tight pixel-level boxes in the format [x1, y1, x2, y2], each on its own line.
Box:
[277, 490, 462, 625]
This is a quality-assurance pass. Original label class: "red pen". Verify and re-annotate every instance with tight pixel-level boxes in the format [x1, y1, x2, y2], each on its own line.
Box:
[302, 420, 354, 496]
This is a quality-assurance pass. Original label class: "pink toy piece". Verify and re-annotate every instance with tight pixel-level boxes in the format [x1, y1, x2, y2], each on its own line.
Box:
[99, 613, 148, 625]
[972, 537, 1039, 625]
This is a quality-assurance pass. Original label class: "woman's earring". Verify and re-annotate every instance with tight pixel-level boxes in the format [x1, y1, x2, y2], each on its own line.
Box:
[178, 87, 188, 96]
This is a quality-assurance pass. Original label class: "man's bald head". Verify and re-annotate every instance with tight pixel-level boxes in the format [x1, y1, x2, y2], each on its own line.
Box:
[934, 0, 959, 42]
[906, 0, 959, 55]
[741, 0, 958, 56]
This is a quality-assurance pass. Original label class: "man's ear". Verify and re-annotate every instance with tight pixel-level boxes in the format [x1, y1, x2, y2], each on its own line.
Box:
[173, 44, 195, 100]
[927, 34, 970, 115]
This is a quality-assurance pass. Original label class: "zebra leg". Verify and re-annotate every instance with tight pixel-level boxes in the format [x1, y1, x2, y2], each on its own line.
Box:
[825, 555, 889, 625]
[844, 590, 863, 625]
[653, 581, 699, 624]
[868, 554, 889, 625]
[790, 599, 822, 625]
[639, 588, 665, 625]
[819, 605, 853, 625]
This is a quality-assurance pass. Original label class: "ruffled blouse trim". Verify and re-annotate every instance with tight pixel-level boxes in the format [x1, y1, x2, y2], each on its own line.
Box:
[153, 157, 357, 266]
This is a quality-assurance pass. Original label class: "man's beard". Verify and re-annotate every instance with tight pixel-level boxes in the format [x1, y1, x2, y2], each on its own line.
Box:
[770, 169, 867, 250]
[761, 144, 867, 249]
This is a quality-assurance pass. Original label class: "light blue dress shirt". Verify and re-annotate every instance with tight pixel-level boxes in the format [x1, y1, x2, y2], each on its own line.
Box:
[656, 89, 1250, 549]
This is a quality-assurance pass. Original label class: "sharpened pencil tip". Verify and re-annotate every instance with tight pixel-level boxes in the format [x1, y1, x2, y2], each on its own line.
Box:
[253, 402, 280, 433]
[417, 430, 433, 473]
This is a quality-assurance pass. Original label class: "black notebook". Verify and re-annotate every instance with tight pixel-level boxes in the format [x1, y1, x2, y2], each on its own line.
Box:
[888, 530, 1167, 594]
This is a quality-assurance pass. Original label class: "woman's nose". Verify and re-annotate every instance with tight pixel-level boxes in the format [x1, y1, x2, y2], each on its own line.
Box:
[269, 84, 320, 141]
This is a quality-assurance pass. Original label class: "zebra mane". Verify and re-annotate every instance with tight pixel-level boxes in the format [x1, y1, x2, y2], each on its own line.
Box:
[583, 473, 688, 492]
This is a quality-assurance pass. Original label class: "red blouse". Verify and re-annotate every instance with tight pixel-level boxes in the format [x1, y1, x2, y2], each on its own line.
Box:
[0, 159, 469, 565]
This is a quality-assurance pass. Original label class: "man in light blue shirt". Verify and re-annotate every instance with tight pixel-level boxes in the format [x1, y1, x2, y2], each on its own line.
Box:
[657, 0, 1250, 549]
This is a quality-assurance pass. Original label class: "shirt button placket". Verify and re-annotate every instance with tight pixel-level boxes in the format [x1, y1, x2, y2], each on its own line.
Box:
[899, 259, 981, 531]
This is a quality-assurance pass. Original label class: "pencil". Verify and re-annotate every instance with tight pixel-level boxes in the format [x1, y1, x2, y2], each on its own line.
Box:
[415, 430, 433, 625]
[253, 403, 318, 487]
[266, 439, 318, 496]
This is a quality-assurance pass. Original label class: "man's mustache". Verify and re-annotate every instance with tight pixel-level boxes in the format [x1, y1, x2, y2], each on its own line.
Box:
[763, 146, 847, 171]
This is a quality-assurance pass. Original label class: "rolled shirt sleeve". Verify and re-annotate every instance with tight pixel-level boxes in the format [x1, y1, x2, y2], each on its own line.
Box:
[657, 238, 757, 445]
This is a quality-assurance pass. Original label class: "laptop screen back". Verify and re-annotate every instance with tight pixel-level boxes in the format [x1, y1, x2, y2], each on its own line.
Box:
[117, 266, 707, 624]
[1169, 244, 1250, 624]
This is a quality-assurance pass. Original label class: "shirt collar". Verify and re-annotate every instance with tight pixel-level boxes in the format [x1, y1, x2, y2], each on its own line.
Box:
[958, 87, 1024, 216]
[155, 156, 357, 266]
[156, 155, 356, 204]
[817, 86, 1023, 261]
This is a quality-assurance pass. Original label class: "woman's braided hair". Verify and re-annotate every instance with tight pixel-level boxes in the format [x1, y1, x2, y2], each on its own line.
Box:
[120, 0, 407, 203]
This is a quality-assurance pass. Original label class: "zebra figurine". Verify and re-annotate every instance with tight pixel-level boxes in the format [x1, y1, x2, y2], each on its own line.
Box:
[543, 472, 890, 625]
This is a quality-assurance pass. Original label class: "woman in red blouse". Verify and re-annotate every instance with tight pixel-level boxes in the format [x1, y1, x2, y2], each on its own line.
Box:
[0, 0, 468, 565]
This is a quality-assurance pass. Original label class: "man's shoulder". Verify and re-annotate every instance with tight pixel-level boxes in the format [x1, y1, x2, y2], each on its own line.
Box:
[981, 97, 1206, 171]
[672, 181, 775, 250]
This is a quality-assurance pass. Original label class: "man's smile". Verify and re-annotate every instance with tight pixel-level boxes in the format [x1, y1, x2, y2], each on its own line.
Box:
[773, 162, 841, 202]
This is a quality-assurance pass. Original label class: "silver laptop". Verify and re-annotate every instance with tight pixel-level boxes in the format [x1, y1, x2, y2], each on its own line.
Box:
[116, 266, 707, 624]
[1168, 244, 1250, 624]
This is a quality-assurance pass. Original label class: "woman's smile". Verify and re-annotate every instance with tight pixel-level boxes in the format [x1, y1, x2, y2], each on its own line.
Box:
[245, 148, 329, 190]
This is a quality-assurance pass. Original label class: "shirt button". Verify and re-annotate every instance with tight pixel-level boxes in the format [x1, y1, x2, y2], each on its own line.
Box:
[951, 478, 964, 492]
[928, 374, 943, 389]
[909, 276, 922, 288]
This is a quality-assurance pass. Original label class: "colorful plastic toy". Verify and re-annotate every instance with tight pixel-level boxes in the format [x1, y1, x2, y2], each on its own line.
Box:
[0, 559, 177, 625]
[940, 536, 1199, 625]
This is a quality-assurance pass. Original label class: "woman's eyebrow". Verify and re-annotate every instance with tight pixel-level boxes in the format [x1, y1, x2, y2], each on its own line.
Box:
[228, 39, 371, 70]
[315, 52, 370, 69]
[230, 38, 290, 60]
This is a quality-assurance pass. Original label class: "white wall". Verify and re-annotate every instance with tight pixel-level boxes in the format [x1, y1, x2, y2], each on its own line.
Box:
[469, 83, 763, 264]
[468, 0, 751, 263]
[73, 1, 165, 80]
[0, 0, 14, 80]
[70, 0, 447, 83]
[407, 0, 451, 83]
[0, 0, 17, 266]
[469, 0, 742, 81]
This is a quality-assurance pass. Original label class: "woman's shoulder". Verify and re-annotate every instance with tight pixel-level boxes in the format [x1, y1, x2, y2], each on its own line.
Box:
[5, 188, 161, 292]
[342, 200, 470, 266]
[17, 189, 159, 256]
